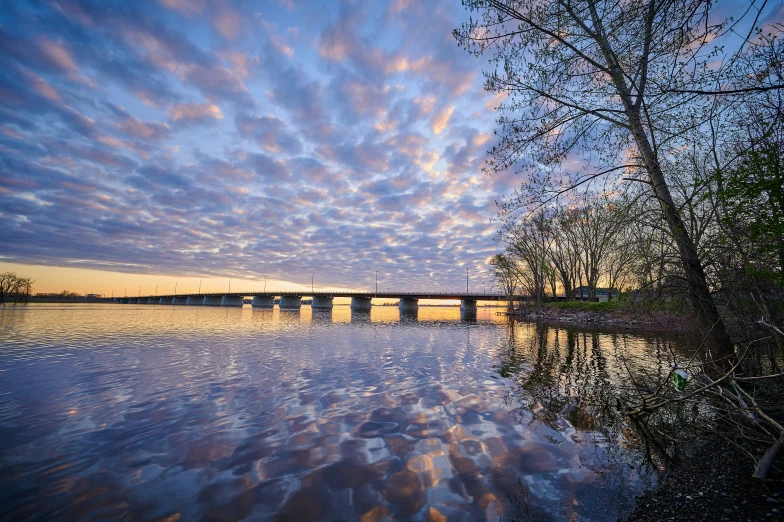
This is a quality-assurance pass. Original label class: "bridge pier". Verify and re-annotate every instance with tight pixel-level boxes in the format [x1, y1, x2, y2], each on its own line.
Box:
[279, 295, 302, 309]
[203, 296, 222, 306]
[460, 299, 477, 321]
[127, 298, 137, 304]
[186, 296, 204, 305]
[251, 295, 274, 308]
[398, 297, 419, 314]
[311, 295, 333, 310]
[158, 297, 173, 305]
[350, 296, 372, 312]
[460, 299, 477, 312]
[147, 297, 160, 304]
[172, 296, 188, 305]
[221, 295, 243, 307]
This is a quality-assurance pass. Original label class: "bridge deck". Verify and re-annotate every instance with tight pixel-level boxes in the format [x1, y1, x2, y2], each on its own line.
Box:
[132, 291, 523, 300]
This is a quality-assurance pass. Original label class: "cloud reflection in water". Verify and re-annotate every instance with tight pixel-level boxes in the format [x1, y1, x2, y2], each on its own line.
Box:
[0, 305, 671, 521]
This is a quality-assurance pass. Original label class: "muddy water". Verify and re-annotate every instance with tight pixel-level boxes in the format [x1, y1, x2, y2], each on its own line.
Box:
[0, 304, 670, 521]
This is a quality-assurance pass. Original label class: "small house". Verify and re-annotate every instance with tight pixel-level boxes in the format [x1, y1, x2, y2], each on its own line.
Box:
[573, 287, 620, 301]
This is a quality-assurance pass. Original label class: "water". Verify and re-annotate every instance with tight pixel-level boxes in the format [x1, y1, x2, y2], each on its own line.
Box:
[0, 303, 671, 521]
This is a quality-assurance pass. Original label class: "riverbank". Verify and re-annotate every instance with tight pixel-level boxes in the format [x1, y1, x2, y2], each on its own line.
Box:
[624, 438, 783, 521]
[505, 301, 691, 333]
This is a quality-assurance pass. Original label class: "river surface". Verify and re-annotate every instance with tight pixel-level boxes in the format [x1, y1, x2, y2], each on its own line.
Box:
[0, 303, 671, 521]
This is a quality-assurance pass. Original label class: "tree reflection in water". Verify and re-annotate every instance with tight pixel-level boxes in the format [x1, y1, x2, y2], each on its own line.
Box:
[493, 320, 702, 521]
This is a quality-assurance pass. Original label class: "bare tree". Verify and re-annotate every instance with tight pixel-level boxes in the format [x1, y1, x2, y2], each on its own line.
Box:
[503, 210, 552, 309]
[489, 253, 521, 298]
[0, 272, 34, 303]
[548, 204, 582, 300]
[604, 225, 636, 299]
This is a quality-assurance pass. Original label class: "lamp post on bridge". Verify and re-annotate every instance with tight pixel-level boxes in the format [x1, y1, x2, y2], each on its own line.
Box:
[124, 288, 127, 298]
[375, 271, 378, 296]
[138, 286, 141, 297]
[264, 275, 267, 293]
[466, 266, 469, 294]
[175, 283, 177, 295]
[155, 285, 158, 296]
[311, 273, 314, 294]
[229, 278, 231, 292]
[198, 280, 202, 295]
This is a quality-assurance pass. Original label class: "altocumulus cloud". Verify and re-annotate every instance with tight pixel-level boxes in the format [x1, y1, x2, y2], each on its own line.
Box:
[0, 0, 511, 290]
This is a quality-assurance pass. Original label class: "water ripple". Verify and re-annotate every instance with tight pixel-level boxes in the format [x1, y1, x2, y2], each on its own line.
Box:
[0, 303, 669, 521]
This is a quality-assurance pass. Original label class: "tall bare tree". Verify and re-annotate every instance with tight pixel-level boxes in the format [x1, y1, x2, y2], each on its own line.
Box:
[503, 210, 552, 309]
[548, 204, 582, 300]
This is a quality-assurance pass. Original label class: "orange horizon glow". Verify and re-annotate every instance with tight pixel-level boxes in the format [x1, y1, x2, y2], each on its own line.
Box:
[0, 262, 504, 306]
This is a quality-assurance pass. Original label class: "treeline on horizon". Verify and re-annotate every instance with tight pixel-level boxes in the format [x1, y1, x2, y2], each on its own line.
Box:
[0, 272, 34, 303]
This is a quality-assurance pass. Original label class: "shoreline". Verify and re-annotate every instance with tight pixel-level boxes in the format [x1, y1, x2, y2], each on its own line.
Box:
[504, 304, 691, 334]
[624, 438, 783, 521]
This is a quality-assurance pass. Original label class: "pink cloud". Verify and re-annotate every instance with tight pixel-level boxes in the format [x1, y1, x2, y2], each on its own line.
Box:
[114, 114, 170, 141]
[385, 132, 426, 159]
[168, 102, 223, 121]
[413, 96, 436, 118]
[213, 8, 242, 39]
[158, 0, 207, 14]
[23, 71, 62, 102]
[37, 39, 78, 72]
[374, 118, 397, 133]
[431, 105, 455, 135]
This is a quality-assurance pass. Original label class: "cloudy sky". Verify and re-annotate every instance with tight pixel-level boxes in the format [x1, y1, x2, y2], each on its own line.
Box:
[1, 0, 777, 296]
[0, 0, 528, 294]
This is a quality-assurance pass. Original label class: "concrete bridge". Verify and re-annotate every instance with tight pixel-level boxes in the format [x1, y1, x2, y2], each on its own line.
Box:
[118, 291, 513, 313]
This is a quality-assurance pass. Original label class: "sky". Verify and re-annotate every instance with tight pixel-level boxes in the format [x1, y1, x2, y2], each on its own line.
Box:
[0, 0, 524, 296]
[0, 0, 779, 296]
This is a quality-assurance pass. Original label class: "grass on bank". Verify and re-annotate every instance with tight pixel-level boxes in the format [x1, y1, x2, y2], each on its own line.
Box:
[546, 300, 625, 311]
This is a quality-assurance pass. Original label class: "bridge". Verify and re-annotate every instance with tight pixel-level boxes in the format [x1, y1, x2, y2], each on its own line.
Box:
[118, 291, 514, 313]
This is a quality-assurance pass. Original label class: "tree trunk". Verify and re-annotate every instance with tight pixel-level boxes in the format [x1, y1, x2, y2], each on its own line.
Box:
[585, 0, 736, 362]
[628, 115, 735, 361]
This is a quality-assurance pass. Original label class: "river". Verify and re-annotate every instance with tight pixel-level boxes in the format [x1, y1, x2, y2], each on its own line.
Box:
[0, 303, 673, 521]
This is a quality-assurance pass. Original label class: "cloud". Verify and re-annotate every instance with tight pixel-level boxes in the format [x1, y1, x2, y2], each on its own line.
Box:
[212, 7, 242, 40]
[235, 114, 302, 154]
[159, 0, 208, 14]
[168, 102, 223, 122]
[431, 105, 455, 135]
[23, 71, 62, 102]
[109, 104, 170, 140]
[37, 39, 79, 73]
